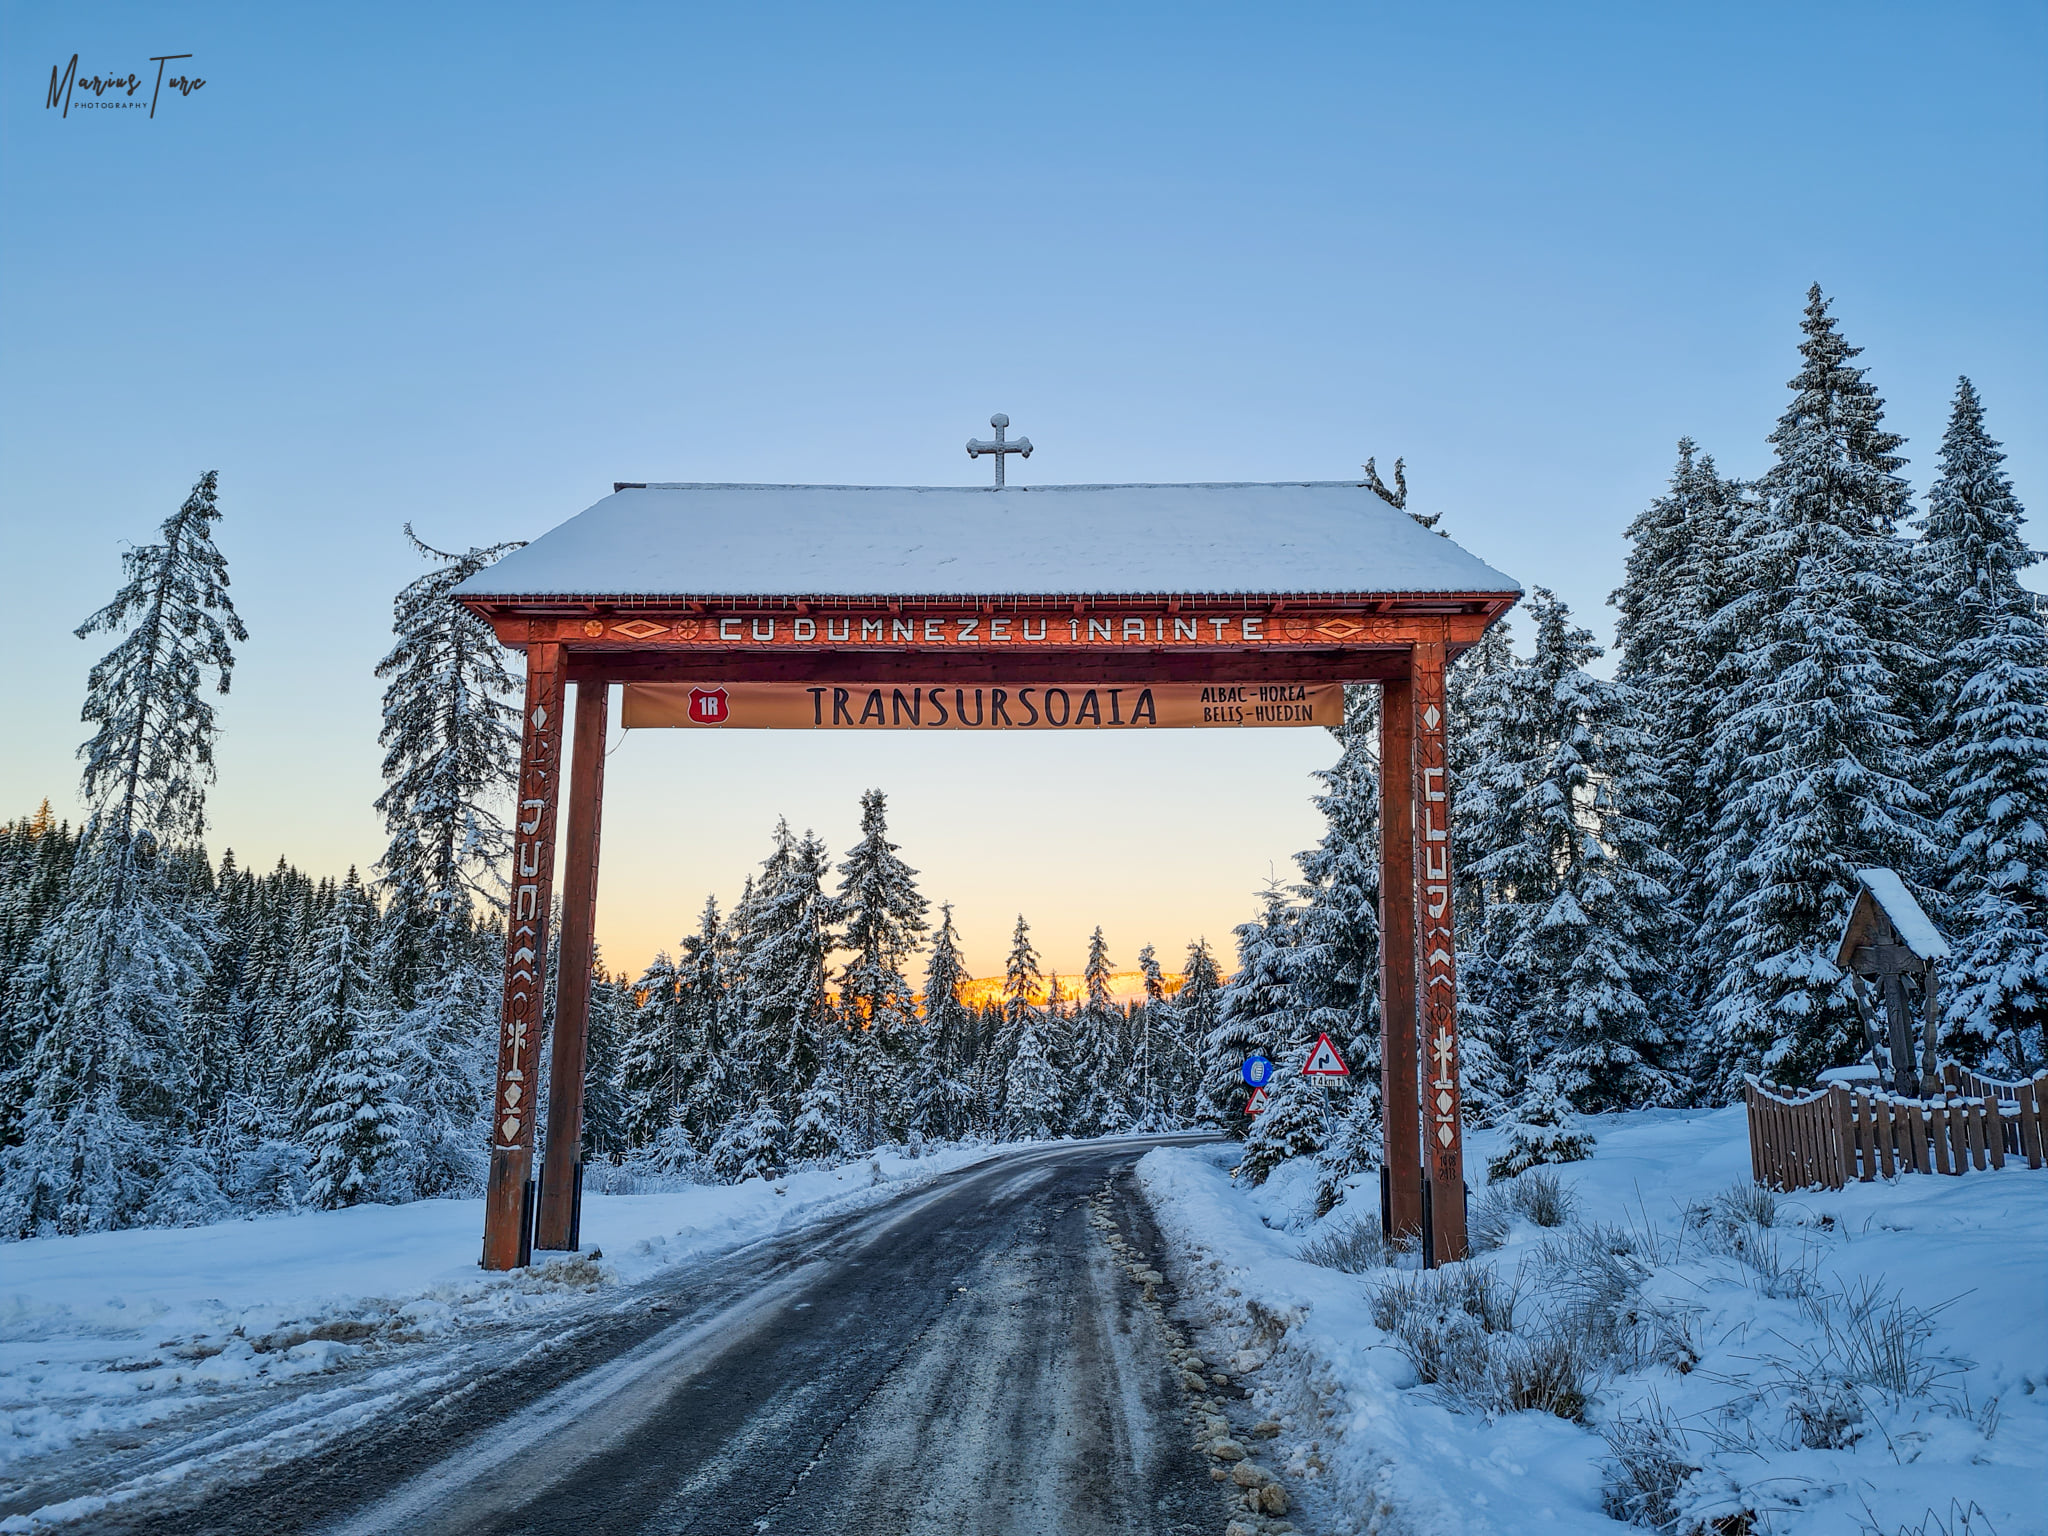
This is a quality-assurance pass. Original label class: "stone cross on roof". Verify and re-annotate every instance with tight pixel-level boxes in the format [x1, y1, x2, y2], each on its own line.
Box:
[966, 413, 1032, 488]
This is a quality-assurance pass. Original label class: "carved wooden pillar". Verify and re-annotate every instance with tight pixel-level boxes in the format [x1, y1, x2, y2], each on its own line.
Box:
[482, 641, 566, 1271]
[1413, 638, 1468, 1263]
[537, 679, 609, 1251]
[1379, 669, 1424, 1241]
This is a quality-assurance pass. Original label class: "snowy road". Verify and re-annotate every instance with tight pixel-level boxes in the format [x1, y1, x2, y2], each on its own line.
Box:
[52, 1137, 1227, 1535]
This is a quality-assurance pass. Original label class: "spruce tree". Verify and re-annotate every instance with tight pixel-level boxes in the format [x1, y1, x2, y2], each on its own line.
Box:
[834, 789, 927, 1142]
[835, 789, 929, 1014]
[74, 470, 246, 864]
[1612, 441, 1748, 1014]
[1238, 1039, 1330, 1185]
[1121, 942, 1168, 1125]
[297, 872, 405, 1207]
[1, 473, 242, 1233]
[1204, 890, 1293, 1131]
[1002, 1013, 1061, 1140]
[674, 897, 736, 1149]
[372, 527, 523, 939]
[1918, 379, 2048, 1070]
[1700, 287, 1936, 1093]
[620, 951, 681, 1147]
[734, 822, 838, 1124]
[0, 833, 205, 1234]
[1178, 938, 1227, 1123]
[911, 903, 976, 1140]
[1458, 591, 1682, 1110]
[580, 964, 632, 1162]
[994, 914, 1045, 1130]
[1487, 1071, 1594, 1180]
[1071, 927, 1129, 1134]
[711, 1090, 787, 1181]
[1291, 684, 1388, 1182]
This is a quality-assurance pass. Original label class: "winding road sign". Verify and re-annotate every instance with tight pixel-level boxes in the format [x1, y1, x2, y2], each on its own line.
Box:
[1302, 1033, 1350, 1077]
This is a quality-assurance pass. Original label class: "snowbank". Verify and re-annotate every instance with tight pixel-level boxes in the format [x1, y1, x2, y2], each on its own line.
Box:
[0, 1143, 995, 1471]
[1140, 1109, 2046, 1536]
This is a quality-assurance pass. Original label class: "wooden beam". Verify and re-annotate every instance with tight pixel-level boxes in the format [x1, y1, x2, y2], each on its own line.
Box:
[536, 680, 609, 1252]
[564, 647, 1414, 687]
[471, 601, 1515, 657]
[1413, 639, 1468, 1264]
[1379, 666, 1423, 1243]
[482, 643, 566, 1271]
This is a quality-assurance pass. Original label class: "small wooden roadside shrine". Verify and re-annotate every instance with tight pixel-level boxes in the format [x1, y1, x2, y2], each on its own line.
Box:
[1836, 867, 1950, 1097]
[453, 464, 1521, 1270]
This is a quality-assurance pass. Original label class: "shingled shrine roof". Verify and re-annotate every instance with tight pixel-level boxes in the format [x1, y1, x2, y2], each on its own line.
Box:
[452, 481, 1523, 604]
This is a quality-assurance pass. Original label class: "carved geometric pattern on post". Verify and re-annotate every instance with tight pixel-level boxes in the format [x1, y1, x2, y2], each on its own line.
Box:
[494, 644, 566, 1152]
[1413, 638, 1467, 1257]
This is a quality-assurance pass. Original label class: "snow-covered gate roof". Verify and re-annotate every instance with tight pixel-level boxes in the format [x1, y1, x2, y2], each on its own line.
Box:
[452, 481, 1523, 605]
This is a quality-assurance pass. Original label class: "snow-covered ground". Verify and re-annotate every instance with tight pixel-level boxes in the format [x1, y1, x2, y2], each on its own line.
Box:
[1140, 1109, 2045, 1536]
[0, 1142, 996, 1480]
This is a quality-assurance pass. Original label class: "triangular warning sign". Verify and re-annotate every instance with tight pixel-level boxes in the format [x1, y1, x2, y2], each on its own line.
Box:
[1302, 1033, 1350, 1077]
[1244, 1085, 1271, 1115]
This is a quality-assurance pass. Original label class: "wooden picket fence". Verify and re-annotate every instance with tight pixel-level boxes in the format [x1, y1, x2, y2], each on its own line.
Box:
[1744, 1068, 2048, 1192]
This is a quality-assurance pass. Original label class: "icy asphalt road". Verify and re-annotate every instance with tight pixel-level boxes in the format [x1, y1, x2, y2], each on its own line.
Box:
[76, 1136, 1230, 1536]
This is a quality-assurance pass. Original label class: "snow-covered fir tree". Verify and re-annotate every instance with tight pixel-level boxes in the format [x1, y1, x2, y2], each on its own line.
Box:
[1179, 938, 1228, 1124]
[733, 822, 838, 1127]
[1, 473, 244, 1235]
[711, 1089, 787, 1181]
[674, 897, 737, 1150]
[365, 527, 522, 1197]
[1611, 440, 1749, 1014]
[1487, 1071, 1595, 1181]
[296, 872, 406, 1208]
[73, 470, 246, 862]
[1456, 590, 1682, 1111]
[911, 904, 976, 1141]
[1917, 379, 2048, 1071]
[1122, 942, 1173, 1123]
[619, 950, 682, 1147]
[788, 1046, 849, 1163]
[0, 831, 208, 1234]
[371, 527, 522, 936]
[1237, 1039, 1330, 1186]
[1206, 889, 1293, 1131]
[579, 960, 632, 1162]
[1287, 683, 1390, 1189]
[995, 914, 1046, 1132]
[1291, 688, 1381, 1075]
[1002, 1011, 1061, 1141]
[1071, 927, 1129, 1135]
[834, 789, 928, 1144]
[1699, 287, 1936, 1092]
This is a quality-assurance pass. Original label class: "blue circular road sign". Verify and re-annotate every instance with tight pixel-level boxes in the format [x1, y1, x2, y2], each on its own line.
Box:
[1241, 1055, 1275, 1087]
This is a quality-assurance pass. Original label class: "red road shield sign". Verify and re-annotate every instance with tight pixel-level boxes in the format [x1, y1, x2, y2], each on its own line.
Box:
[688, 687, 730, 725]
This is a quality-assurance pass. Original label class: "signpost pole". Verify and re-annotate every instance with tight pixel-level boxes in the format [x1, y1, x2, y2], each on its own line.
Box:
[482, 641, 566, 1271]
[1379, 665, 1424, 1243]
[537, 678, 609, 1251]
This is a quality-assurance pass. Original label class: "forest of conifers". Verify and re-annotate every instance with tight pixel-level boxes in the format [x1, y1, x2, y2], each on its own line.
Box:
[3, 285, 2041, 1237]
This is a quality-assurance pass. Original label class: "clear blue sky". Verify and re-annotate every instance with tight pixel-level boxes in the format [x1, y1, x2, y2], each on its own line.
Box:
[3, 1, 2041, 976]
